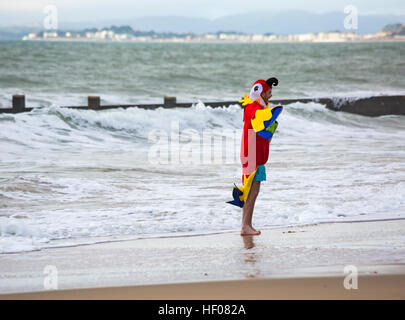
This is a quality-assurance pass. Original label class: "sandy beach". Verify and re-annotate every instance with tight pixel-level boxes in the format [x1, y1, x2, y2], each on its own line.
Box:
[1, 218, 405, 299]
[2, 274, 405, 300]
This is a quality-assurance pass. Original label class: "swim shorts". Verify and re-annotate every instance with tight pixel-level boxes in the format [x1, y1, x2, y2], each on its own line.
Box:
[253, 165, 266, 182]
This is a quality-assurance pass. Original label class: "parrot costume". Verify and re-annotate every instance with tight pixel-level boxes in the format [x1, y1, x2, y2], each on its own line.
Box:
[227, 78, 283, 208]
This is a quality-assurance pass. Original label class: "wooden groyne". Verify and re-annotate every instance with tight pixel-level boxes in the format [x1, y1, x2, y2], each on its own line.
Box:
[1, 95, 404, 117]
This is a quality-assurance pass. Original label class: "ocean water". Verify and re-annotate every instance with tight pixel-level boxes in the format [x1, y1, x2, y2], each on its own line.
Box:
[1, 41, 405, 253]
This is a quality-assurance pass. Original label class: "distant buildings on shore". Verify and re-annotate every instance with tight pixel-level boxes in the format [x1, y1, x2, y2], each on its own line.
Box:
[22, 25, 405, 43]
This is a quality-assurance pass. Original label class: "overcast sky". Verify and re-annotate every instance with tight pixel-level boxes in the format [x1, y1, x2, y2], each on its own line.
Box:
[2, 0, 405, 22]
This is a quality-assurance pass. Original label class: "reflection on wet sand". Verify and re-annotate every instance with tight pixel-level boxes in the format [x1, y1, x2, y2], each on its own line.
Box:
[242, 235, 255, 249]
[241, 235, 262, 278]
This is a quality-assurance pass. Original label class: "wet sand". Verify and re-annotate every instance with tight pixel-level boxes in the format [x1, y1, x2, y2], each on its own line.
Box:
[1, 219, 405, 299]
[1, 274, 405, 300]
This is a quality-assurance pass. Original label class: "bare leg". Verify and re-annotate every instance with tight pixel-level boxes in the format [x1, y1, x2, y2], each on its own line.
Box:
[247, 181, 261, 232]
[241, 181, 261, 236]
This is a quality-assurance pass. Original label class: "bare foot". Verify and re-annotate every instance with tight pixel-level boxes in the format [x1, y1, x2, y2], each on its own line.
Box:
[241, 225, 261, 236]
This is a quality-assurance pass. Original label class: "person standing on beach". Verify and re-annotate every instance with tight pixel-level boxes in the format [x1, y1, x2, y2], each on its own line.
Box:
[227, 78, 283, 236]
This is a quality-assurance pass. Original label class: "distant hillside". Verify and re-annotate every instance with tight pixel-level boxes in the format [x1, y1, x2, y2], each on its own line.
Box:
[98, 11, 405, 35]
[396, 25, 405, 35]
[382, 23, 402, 33]
[382, 23, 405, 34]
[0, 26, 40, 40]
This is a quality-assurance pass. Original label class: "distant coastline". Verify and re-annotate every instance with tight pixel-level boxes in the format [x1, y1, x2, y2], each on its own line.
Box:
[20, 37, 405, 43]
[21, 25, 405, 43]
